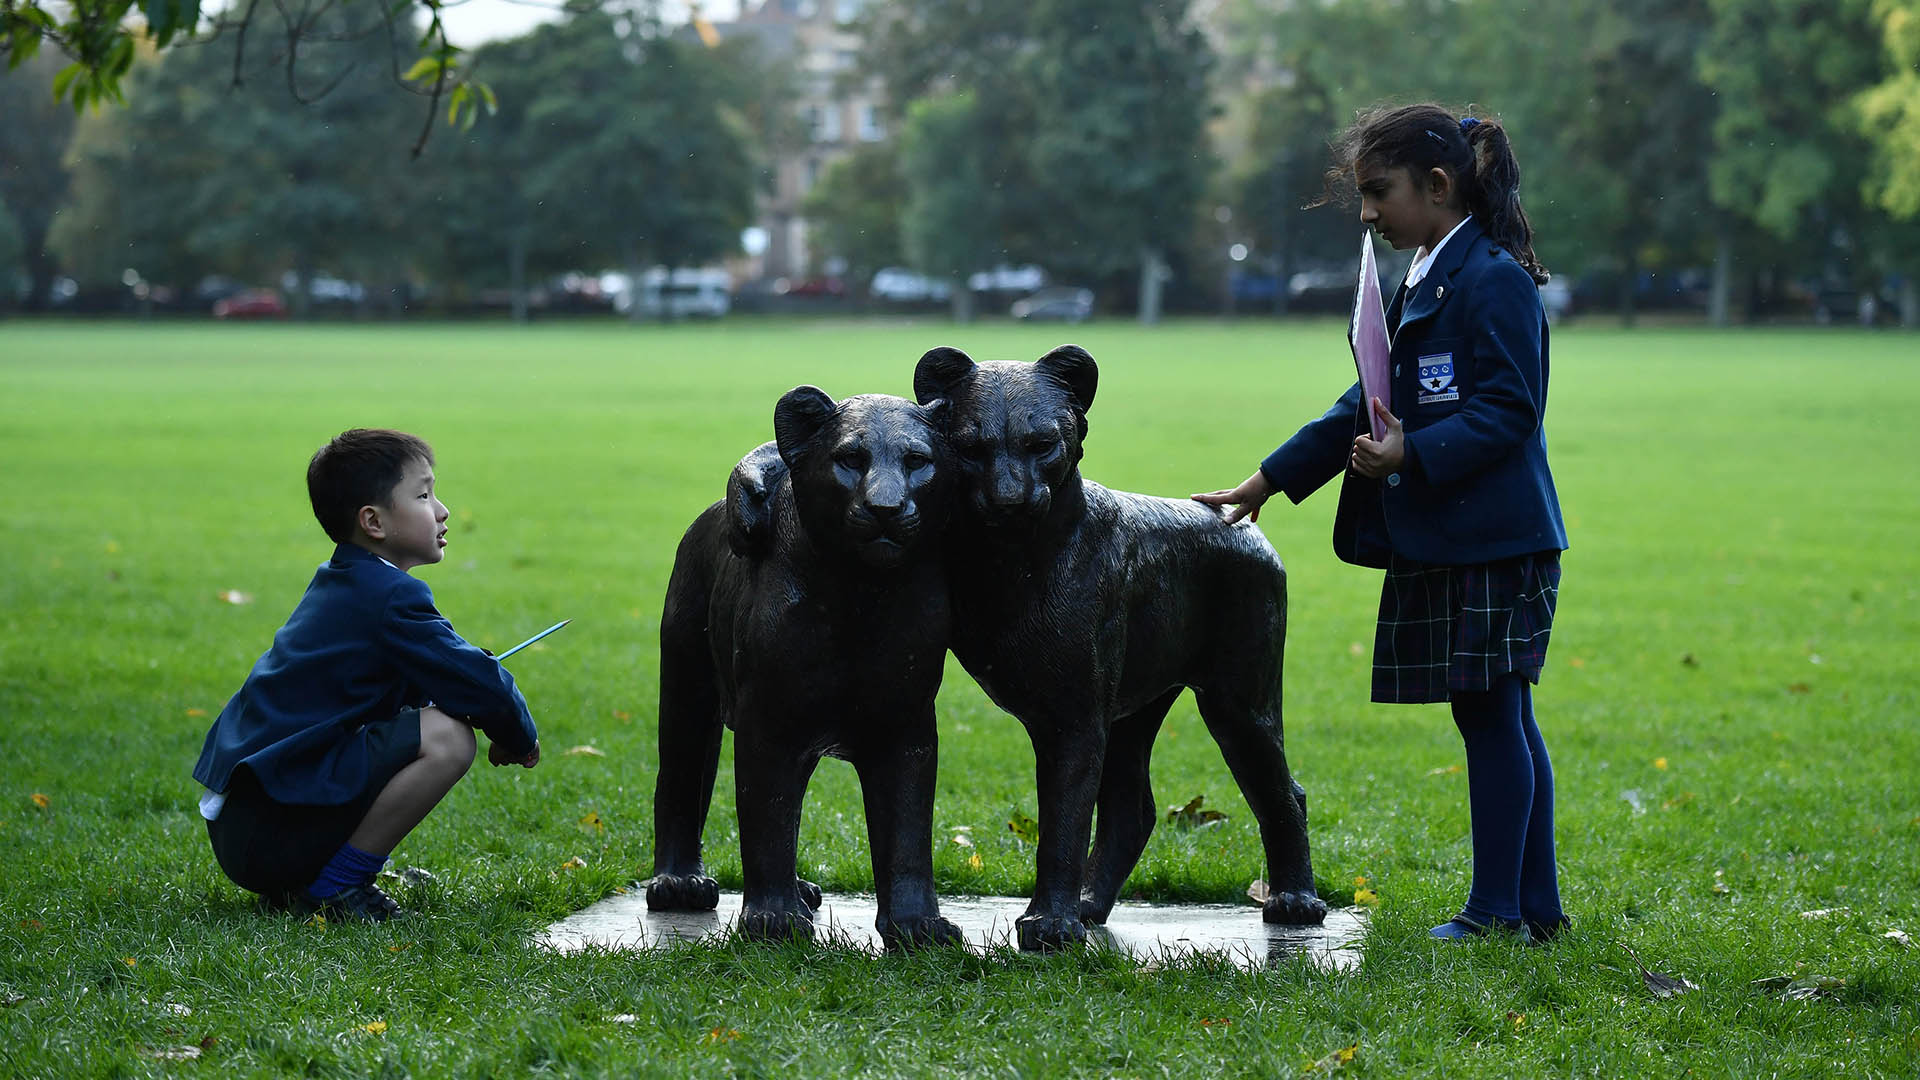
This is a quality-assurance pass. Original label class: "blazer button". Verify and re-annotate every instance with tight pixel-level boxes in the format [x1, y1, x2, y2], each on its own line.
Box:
[1387, 473, 1401, 487]
[1436, 285, 1446, 299]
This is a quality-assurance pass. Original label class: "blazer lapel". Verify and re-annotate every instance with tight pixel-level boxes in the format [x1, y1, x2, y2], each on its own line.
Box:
[1396, 218, 1485, 335]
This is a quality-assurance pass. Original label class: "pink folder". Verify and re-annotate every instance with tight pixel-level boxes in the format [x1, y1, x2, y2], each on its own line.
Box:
[1348, 231, 1391, 441]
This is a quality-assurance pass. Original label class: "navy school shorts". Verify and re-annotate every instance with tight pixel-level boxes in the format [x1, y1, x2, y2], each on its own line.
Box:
[206, 708, 423, 897]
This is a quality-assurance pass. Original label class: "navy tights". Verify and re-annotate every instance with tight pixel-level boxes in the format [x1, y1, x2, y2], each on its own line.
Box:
[1450, 675, 1562, 927]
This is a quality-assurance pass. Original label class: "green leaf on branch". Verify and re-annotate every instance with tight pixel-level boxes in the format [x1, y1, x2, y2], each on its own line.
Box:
[402, 55, 445, 83]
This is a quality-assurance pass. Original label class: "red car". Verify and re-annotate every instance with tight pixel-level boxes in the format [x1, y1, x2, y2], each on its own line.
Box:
[212, 289, 287, 319]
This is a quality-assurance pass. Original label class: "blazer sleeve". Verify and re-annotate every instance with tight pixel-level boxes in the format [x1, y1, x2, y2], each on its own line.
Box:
[1261, 380, 1362, 504]
[379, 576, 538, 756]
[1401, 260, 1544, 488]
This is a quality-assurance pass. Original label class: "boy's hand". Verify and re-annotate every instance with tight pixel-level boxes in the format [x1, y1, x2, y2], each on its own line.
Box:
[489, 740, 540, 768]
[1192, 470, 1274, 524]
[1350, 397, 1405, 478]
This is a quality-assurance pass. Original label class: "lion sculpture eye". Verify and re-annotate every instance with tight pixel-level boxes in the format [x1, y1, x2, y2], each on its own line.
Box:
[835, 449, 868, 471]
[1023, 434, 1057, 456]
[902, 452, 932, 471]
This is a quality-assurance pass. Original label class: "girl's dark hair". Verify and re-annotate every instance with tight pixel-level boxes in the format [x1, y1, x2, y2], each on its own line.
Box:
[307, 428, 435, 543]
[1318, 103, 1549, 285]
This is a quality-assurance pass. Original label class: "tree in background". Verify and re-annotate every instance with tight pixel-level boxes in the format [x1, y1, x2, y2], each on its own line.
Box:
[802, 140, 907, 290]
[898, 91, 1004, 322]
[1853, 0, 1920, 322]
[1022, 0, 1215, 324]
[0, 50, 75, 310]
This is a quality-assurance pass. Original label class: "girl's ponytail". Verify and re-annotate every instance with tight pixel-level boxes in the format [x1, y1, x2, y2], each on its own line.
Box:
[1462, 118, 1549, 285]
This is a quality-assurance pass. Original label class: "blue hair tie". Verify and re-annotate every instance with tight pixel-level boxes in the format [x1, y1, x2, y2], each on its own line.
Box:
[1459, 116, 1482, 134]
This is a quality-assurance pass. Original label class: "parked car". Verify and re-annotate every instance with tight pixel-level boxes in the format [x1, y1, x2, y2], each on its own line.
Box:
[1010, 286, 1094, 322]
[608, 267, 733, 318]
[870, 267, 951, 302]
[212, 289, 287, 319]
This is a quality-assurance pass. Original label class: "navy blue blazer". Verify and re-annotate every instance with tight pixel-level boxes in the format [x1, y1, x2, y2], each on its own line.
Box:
[1260, 219, 1567, 568]
[193, 543, 537, 805]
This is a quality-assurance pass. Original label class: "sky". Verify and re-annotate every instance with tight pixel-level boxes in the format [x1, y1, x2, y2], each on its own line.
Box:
[435, 0, 744, 44]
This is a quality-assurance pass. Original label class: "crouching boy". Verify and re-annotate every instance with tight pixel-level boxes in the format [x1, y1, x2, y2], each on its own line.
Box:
[193, 428, 539, 920]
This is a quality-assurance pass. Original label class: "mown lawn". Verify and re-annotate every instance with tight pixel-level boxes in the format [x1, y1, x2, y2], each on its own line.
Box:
[1, 317, 1916, 1077]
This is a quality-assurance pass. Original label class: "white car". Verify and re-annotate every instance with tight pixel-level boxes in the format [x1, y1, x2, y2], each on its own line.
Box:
[870, 267, 952, 302]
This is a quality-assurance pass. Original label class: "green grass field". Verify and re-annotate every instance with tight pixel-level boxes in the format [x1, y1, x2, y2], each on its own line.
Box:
[2, 318, 1917, 1077]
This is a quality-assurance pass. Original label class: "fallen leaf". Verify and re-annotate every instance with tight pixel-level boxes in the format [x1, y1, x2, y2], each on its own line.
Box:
[1247, 879, 1270, 904]
[308, 913, 327, 927]
[1662, 791, 1694, 810]
[387, 944, 410, 953]
[1006, 811, 1039, 844]
[1352, 888, 1379, 906]
[1353, 875, 1367, 887]
[1568, 657, 1587, 669]
[1348, 642, 1364, 656]
[967, 852, 982, 871]
[560, 856, 587, 870]
[164, 1003, 193, 1017]
[185, 707, 207, 719]
[1753, 974, 1844, 1001]
[216, 589, 254, 605]
[1622, 943, 1696, 999]
[18, 920, 41, 931]
[612, 710, 631, 721]
[1304, 1043, 1357, 1073]
[105, 540, 121, 554]
[1506, 1011, 1526, 1027]
[1425, 764, 1461, 776]
[703, 1026, 741, 1044]
[1165, 795, 1228, 829]
[1885, 929, 1913, 948]
[950, 832, 974, 848]
[1680, 653, 1699, 668]
[29, 793, 49, 809]
[1799, 907, 1850, 920]
[123, 957, 137, 968]
[563, 745, 606, 757]
[579, 811, 606, 833]
[1653, 757, 1669, 770]
[1786, 682, 1811, 694]
[609, 1013, 640, 1023]
[145, 1046, 201, 1061]
[1199, 1017, 1232, 1028]
[364, 1020, 388, 1035]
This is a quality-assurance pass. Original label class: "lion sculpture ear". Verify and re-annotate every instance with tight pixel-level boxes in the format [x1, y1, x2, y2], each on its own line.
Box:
[774, 385, 837, 467]
[725, 441, 786, 557]
[918, 397, 951, 434]
[913, 346, 976, 406]
[1035, 344, 1098, 441]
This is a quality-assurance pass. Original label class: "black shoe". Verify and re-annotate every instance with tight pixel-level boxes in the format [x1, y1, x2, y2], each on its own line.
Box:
[1524, 915, 1570, 943]
[1430, 914, 1530, 942]
[308, 883, 403, 923]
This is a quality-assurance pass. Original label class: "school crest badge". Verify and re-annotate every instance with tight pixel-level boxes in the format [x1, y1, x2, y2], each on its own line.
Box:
[1416, 354, 1459, 405]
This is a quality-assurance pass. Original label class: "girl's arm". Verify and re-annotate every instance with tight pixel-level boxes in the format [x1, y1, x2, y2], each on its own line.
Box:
[1194, 382, 1361, 523]
[1401, 261, 1545, 487]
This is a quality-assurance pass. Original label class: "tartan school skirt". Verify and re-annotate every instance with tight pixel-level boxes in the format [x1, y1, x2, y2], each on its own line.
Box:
[1371, 551, 1562, 704]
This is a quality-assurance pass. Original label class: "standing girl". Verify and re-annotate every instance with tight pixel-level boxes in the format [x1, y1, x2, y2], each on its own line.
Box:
[1195, 103, 1568, 941]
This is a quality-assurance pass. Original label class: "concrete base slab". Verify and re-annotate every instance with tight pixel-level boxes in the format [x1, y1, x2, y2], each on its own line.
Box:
[536, 890, 1367, 972]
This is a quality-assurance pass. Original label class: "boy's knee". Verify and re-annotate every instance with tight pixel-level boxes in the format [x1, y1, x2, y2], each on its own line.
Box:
[419, 708, 477, 773]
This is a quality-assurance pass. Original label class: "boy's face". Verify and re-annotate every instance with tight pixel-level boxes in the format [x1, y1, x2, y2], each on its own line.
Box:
[1355, 159, 1457, 252]
[364, 456, 449, 571]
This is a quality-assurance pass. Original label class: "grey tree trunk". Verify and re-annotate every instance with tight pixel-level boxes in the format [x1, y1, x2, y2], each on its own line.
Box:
[626, 247, 647, 324]
[1708, 228, 1733, 328]
[1900, 274, 1918, 328]
[948, 281, 975, 323]
[1138, 247, 1166, 326]
[508, 228, 529, 325]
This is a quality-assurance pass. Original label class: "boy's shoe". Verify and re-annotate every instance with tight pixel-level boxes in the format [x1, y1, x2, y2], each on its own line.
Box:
[1430, 914, 1530, 942]
[277, 883, 404, 922]
[318, 883, 403, 922]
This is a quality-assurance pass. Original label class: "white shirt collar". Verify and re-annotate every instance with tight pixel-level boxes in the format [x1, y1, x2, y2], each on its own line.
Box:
[1405, 215, 1473, 289]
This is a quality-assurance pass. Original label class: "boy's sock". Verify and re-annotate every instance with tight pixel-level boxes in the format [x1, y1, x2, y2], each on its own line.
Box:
[1450, 676, 1533, 925]
[306, 842, 388, 900]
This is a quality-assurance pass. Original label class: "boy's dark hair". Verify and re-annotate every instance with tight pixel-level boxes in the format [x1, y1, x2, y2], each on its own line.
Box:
[307, 429, 435, 543]
[1318, 103, 1549, 285]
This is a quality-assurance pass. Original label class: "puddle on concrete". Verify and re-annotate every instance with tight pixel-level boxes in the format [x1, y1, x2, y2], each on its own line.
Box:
[536, 890, 1367, 972]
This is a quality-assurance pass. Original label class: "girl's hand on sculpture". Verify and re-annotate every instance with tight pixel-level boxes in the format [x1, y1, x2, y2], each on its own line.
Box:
[1349, 397, 1405, 479]
[1192, 470, 1274, 525]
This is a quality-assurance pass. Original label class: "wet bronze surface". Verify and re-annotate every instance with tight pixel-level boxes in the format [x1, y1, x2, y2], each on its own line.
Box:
[536, 891, 1366, 972]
